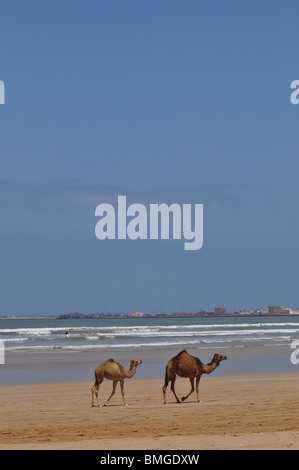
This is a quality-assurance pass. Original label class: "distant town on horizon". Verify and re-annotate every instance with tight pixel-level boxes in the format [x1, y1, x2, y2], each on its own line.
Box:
[1, 305, 298, 320]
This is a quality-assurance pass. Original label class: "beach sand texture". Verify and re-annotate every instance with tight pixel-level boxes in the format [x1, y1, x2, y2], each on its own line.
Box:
[1, 372, 299, 450]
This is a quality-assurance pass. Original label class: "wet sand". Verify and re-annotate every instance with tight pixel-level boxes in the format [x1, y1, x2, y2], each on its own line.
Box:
[1, 372, 299, 450]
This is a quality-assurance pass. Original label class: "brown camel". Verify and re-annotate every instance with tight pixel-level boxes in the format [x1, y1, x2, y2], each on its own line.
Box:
[162, 349, 227, 404]
[91, 358, 142, 407]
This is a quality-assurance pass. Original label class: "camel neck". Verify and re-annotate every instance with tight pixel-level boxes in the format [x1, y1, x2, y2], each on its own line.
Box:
[125, 366, 137, 379]
[202, 360, 219, 374]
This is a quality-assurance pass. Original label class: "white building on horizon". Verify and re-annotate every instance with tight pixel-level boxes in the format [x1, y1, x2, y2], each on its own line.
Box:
[131, 310, 144, 317]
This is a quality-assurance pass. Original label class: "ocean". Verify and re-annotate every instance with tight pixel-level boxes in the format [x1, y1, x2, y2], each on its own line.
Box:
[1, 315, 299, 385]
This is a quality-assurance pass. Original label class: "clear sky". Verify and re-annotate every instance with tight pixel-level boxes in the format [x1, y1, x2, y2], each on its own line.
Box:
[0, 1, 298, 315]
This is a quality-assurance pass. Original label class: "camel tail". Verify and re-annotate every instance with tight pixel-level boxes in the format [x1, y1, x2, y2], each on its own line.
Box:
[94, 371, 99, 386]
[164, 365, 169, 386]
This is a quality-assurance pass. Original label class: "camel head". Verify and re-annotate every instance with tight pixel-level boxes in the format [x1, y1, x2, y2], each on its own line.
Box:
[130, 359, 143, 369]
[213, 354, 227, 365]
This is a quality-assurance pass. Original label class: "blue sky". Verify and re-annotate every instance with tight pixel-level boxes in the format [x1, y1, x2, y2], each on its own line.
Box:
[0, 1, 298, 314]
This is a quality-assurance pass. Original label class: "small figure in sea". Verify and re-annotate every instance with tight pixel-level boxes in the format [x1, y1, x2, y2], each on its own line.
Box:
[65, 331, 69, 337]
[162, 349, 227, 404]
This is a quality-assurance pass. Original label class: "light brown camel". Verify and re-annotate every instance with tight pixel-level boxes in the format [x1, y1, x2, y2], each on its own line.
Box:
[162, 349, 227, 404]
[91, 358, 142, 407]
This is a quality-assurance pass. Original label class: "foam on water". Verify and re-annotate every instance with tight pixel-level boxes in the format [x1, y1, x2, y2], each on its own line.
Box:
[1, 316, 298, 354]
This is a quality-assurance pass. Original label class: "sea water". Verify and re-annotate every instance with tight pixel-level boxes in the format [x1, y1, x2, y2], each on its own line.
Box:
[0, 315, 298, 384]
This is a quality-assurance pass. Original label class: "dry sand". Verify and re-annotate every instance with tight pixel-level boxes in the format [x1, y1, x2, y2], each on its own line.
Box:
[0, 372, 299, 450]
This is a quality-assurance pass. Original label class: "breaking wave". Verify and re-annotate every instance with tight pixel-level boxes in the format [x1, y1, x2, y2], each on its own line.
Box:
[1, 316, 298, 354]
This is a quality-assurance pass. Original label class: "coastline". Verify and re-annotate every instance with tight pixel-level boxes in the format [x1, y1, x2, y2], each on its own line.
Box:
[2, 341, 297, 386]
[1, 372, 299, 450]
[1, 313, 299, 320]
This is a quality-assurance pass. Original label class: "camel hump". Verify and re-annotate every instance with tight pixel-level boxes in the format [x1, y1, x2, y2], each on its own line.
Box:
[174, 349, 188, 359]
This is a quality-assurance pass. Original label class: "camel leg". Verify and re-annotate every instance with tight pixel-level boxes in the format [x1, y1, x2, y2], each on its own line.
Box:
[91, 384, 97, 407]
[91, 377, 102, 407]
[162, 366, 170, 404]
[170, 377, 181, 403]
[196, 375, 202, 402]
[120, 379, 128, 406]
[182, 377, 195, 402]
[104, 380, 117, 406]
[162, 381, 168, 404]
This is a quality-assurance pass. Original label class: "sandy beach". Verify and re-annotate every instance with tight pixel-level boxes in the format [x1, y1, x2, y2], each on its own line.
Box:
[1, 372, 299, 450]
